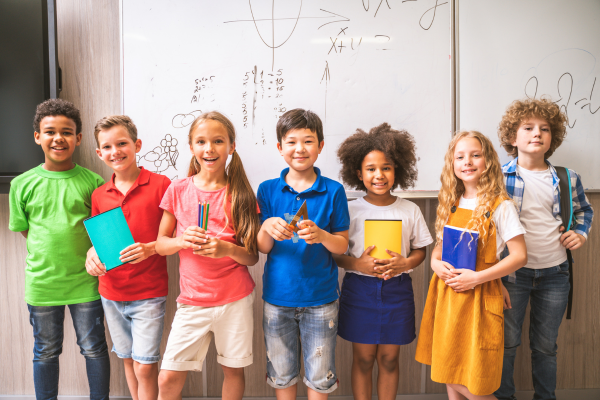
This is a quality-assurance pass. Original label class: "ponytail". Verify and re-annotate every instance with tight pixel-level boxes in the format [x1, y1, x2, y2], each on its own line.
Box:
[226, 150, 260, 255]
[187, 111, 260, 255]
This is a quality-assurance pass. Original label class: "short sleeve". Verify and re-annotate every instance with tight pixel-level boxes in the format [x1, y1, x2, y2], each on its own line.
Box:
[8, 182, 28, 232]
[160, 176, 172, 198]
[96, 175, 105, 189]
[493, 200, 526, 243]
[257, 183, 271, 224]
[330, 185, 350, 233]
[91, 188, 100, 217]
[159, 183, 176, 215]
[410, 206, 434, 249]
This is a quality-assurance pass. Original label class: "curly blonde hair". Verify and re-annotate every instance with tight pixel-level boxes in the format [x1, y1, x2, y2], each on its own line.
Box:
[435, 131, 509, 246]
[498, 97, 567, 159]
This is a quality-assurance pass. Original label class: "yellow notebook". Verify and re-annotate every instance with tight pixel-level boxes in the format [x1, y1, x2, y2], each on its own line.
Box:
[364, 219, 402, 259]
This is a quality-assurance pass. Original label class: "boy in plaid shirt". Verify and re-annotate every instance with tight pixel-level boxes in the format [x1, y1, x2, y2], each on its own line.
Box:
[495, 98, 593, 400]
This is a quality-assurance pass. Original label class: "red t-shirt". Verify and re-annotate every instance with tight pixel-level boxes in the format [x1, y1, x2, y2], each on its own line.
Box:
[92, 167, 171, 301]
[159, 177, 255, 307]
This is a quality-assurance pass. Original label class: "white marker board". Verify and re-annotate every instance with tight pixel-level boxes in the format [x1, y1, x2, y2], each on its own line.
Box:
[458, 0, 600, 190]
[122, 0, 451, 192]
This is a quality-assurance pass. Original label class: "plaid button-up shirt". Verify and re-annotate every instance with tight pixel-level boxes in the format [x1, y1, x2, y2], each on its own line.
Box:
[502, 158, 594, 283]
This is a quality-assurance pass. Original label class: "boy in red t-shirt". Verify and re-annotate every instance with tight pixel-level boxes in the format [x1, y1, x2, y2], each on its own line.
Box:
[85, 115, 171, 400]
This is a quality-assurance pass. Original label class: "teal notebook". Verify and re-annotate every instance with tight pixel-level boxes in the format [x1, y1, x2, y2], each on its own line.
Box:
[83, 207, 135, 271]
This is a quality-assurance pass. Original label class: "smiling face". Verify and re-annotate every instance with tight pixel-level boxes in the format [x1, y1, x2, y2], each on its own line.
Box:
[358, 150, 395, 197]
[512, 116, 552, 159]
[189, 119, 234, 174]
[277, 128, 324, 173]
[96, 125, 141, 173]
[453, 136, 486, 188]
[34, 115, 81, 171]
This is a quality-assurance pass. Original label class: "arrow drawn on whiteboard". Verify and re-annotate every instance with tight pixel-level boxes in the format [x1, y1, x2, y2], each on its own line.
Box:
[317, 9, 350, 30]
[321, 61, 331, 121]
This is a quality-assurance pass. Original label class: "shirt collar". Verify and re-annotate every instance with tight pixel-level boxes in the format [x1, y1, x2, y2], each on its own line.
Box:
[503, 158, 519, 174]
[278, 167, 326, 194]
[105, 166, 151, 193]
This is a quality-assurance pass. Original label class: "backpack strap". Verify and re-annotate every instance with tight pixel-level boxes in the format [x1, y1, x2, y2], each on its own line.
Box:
[555, 166, 574, 320]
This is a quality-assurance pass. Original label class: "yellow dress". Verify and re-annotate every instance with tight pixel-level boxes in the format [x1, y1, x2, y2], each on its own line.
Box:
[415, 199, 505, 396]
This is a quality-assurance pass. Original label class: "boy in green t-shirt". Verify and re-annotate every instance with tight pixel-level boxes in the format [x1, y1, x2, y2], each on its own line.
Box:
[8, 99, 110, 399]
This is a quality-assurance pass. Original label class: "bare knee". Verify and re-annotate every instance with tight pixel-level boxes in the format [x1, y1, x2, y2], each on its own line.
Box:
[158, 370, 185, 395]
[221, 365, 245, 379]
[376, 352, 399, 373]
[354, 352, 376, 373]
[135, 361, 158, 381]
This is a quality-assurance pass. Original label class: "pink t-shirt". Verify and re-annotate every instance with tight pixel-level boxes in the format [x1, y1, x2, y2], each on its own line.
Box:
[160, 177, 255, 306]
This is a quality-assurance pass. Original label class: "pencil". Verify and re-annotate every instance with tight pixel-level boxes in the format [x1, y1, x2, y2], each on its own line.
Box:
[199, 202, 203, 228]
[205, 203, 210, 231]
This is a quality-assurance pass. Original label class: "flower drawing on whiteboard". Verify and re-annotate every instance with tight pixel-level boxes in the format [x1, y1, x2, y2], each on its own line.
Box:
[137, 134, 179, 179]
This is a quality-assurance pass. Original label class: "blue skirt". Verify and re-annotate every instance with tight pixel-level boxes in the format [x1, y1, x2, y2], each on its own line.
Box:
[338, 272, 416, 345]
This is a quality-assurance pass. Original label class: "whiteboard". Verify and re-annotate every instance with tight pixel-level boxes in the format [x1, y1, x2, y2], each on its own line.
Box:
[458, 0, 600, 190]
[122, 0, 451, 192]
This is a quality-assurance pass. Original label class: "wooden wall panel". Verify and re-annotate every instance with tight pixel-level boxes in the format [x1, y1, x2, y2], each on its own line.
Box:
[1, 0, 599, 396]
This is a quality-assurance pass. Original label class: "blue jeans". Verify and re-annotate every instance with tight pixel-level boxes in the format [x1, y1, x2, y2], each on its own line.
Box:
[263, 300, 339, 393]
[495, 261, 570, 400]
[28, 299, 110, 400]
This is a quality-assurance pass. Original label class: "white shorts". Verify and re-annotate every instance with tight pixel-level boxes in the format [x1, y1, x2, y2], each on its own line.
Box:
[161, 291, 254, 371]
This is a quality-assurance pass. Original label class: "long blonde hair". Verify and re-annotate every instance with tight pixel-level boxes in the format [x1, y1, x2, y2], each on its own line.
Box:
[187, 111, 260, 255]
[435, 131, 509, 246]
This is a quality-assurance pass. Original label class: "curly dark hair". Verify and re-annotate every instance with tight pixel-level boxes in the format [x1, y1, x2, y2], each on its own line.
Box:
[33, 99, 82, 133]
[337, 123, 418, 191]
[498, 97, 567, 159]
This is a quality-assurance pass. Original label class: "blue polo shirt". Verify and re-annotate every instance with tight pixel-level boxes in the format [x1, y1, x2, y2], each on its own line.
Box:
[257, 167, 350, 307]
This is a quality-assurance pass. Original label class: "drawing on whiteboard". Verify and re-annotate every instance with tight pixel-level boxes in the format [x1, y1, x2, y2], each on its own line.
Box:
[137, 134, 179, 176]
[361, 0, 391, 18]
[419, 0, 448, 31]
[375, 35, 392, 50]
[574, 77, 600, 115]
[321, 61, 331, 120]
[224, 3, 350, 69]
[172, 110, 202, 128]
[525, 72, 600, 129]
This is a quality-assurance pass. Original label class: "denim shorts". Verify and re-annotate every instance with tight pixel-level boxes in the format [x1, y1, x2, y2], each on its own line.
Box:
[263, 300, 339, 394]
[101, 296, 166, 364]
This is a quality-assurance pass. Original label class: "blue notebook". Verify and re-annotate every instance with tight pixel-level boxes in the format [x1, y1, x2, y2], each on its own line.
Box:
[83, 207, 135, 271]
[441, 225, 479, 271]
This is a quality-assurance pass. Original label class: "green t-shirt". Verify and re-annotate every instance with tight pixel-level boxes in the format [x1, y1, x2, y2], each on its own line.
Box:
[9, 164, 105, 306]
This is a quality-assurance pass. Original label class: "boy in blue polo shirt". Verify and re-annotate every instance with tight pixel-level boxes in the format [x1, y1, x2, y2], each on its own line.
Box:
[257, 109, 350, 398]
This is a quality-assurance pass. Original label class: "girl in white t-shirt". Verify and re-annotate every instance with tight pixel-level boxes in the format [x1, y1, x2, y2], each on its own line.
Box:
[334, 123, 433, 400]
[415, 131, 527, 399]
[155, 111, 260, 400]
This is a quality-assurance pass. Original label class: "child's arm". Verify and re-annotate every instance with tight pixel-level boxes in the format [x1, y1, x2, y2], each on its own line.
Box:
[86, 246, 106, 276]
[119, 242, 157, 264]
[445, 234, 527, 292]
[155, 210, 207, 256]
[193, 238, 259, 266]
[257, 217, 294, 254]
[297, 220, 349, 255]
[559, 172, 594, 250]
[373, 247, 427, 280]
[20, 231, 28, 239]
[430, 243, 458, 282]
[333, 245, 382, 276]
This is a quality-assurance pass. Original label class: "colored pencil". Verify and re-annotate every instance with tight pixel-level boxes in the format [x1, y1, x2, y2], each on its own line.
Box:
[198, 202, 202, 226]
[205, 203, 210, 231]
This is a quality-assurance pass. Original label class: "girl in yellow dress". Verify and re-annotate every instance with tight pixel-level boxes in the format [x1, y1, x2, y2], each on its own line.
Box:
[415, 131, 527, 399]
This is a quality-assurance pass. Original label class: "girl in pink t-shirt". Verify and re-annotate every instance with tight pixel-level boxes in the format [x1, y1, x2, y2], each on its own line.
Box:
[156, 111, 260, 400]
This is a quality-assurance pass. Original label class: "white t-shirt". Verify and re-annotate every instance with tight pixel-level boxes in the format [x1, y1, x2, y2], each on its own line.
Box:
[516, 165, 567, 269]
[347, 196, 434, 276]
[457, 197, 526, 260]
